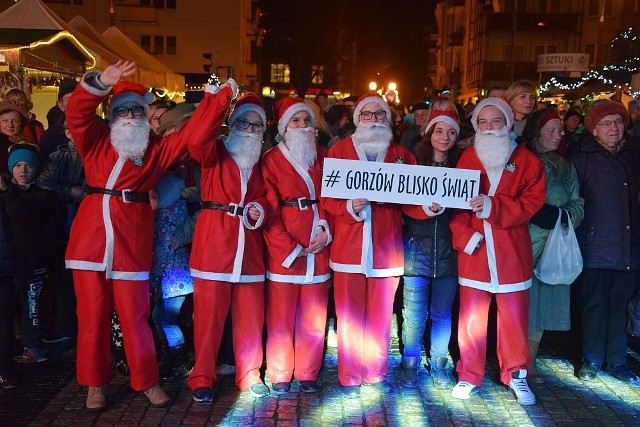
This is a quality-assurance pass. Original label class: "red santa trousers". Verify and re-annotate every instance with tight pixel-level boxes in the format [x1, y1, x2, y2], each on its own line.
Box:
[456, 286, 531, 386]
[265, 280, 329, 383]
[187, 278, 264, 391]
[73, 270, 159, 391]
[333, 272, 399, 385]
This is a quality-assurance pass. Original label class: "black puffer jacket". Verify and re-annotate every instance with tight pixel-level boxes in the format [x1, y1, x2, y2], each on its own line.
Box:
[0, 199, 15, 278]
[569, 134, 640, 271]
[403, 209, 457, 278]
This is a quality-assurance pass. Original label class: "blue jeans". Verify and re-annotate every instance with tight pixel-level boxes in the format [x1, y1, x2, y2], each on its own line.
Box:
[152, 296, 186, 347]
[402, 275, 457, 363]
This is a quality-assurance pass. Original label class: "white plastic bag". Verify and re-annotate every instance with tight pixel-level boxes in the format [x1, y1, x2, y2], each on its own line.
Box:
[534, 209, 583, 285]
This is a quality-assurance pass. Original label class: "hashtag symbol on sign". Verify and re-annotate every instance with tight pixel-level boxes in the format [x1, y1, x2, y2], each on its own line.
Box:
[325, 170, 341, 188]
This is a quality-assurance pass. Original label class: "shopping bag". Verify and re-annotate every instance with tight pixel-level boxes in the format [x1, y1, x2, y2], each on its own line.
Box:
[628, 291, 640, 336]
[533, 209, 583, 285]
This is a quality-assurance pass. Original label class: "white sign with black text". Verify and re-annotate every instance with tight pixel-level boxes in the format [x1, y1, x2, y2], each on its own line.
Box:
[321, 158, 480, 210]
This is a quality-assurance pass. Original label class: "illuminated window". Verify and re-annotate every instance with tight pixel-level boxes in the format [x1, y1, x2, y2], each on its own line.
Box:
[270, 63, 290, 83]
[311, 65, 324, 84]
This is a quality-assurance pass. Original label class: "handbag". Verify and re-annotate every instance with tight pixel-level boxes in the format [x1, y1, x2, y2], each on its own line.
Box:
[628, 291, 640, 336]
[533, 209, 583, 285]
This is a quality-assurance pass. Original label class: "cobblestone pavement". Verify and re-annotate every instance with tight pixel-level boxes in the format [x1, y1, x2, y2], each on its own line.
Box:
[1, 327, 639, 426]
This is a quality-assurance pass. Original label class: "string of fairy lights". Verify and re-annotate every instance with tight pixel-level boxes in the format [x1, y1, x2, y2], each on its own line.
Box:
[540, 26, 640, 98]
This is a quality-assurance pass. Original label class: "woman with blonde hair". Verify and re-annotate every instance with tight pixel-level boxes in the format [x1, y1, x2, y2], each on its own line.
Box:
[505, 80, 537, 137]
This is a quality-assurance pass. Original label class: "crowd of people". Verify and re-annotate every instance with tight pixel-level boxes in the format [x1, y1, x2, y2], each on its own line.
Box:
[0, 60, 638, 412]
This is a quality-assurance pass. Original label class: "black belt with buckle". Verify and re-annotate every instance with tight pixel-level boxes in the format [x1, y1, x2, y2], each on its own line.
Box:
[85, 186, 150, 203]
[280, 197, 318, 210]
[201, 201, 245, 216]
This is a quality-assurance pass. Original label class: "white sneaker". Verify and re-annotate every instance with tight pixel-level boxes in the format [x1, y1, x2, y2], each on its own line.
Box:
[508, 369, 536, 406]
[326, 318, 337, 348]
[451, 381, 478, 399]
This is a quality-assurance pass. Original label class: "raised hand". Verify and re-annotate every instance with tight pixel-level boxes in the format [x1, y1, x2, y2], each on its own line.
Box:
[99, 60, 137, 86]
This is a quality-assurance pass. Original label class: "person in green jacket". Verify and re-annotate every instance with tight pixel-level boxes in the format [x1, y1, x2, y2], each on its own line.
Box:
[522, 109, 585, 381]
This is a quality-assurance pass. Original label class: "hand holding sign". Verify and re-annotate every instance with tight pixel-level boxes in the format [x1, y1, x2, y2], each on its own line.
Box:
[352, 198, 368, 214]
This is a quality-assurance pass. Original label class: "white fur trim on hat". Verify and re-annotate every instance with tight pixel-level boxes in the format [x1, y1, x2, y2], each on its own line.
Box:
[229, 104, 267, 132]
[278, 103, 316, 136]
[353, 96, 393, 127]
[471, 97, 515, 133]
[425, 115, 460, 135]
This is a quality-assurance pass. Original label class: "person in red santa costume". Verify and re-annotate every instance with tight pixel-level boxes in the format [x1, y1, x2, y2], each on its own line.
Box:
[262, 98, 332, 395]
[321, 93, 436, 398]
[65, 60, 237, 411]
[187, 92, 269, 402]
[449, 97, 546, 406]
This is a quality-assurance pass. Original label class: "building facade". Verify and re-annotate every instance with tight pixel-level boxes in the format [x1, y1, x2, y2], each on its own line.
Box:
[24, 0, 261, 91]
[434, 0, 640, 104]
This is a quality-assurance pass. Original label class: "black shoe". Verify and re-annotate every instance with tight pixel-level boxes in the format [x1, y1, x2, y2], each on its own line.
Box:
[299, 380, 319, 393]
[398, 358, 419, 388]
[0, 372, 17, 389]
[578, 361, 601, 381]
[366, 380, 393, 394]
[341, 385, 361, 399]
[271, 382, 290, 395]
[606, 364, 638, 383]
[192, 387, 213, 402]
[113, 359, 130, 377]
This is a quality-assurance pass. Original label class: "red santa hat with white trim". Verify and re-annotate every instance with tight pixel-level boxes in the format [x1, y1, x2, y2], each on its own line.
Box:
[228, 92, 267, 130]
[424, 110, 460, 135]
[352, 92, 393, 126]
[272, 97, 316, 136]
[108, 81, 154, 119]
[470, 96, 514, 133]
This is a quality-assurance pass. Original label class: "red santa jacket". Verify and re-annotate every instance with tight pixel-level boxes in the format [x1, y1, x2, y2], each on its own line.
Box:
[262, 143, 332, 284]
[189, 136, 267, 283]
[321, 138, 429, 278]
[65, 76, 233, 280]
[450, 143, 546, 293]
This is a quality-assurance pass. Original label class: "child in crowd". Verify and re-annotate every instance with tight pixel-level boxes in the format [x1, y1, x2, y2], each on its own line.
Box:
[150, 171, 194, 381]
[0, 142, 63, 362]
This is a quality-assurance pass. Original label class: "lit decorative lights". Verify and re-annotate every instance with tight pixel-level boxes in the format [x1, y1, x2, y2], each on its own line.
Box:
[539, 70, 614, 93]
[207, 73, 221, 86]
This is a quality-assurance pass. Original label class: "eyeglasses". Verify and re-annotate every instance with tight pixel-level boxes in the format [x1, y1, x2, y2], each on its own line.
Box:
[359, 110, 387, 120]
[597, 118, 625, 128]
[234, 118, 264, 132]
[114, 105, 145, 118]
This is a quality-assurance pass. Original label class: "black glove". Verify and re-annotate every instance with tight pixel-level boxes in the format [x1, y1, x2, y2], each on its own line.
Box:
[529, 203, 559, 230]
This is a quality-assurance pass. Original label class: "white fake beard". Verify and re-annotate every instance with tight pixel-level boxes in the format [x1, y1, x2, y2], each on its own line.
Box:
[474, 128, 511, 173]
[110, 119, 150, 160]
[284, 127, 317, 170]
[225, 130, 262, 170]
[352, 122, 392, 154]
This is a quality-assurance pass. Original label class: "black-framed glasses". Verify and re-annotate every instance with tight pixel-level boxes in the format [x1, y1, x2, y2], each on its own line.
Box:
[359, 110, 386, 120]
[114, 105, 145, 118]
[234, 118, 264, 132]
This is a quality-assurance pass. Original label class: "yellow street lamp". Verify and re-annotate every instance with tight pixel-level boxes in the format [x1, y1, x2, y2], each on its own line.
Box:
[387, 82, 397, 91]
[368, 81, 378, 91]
